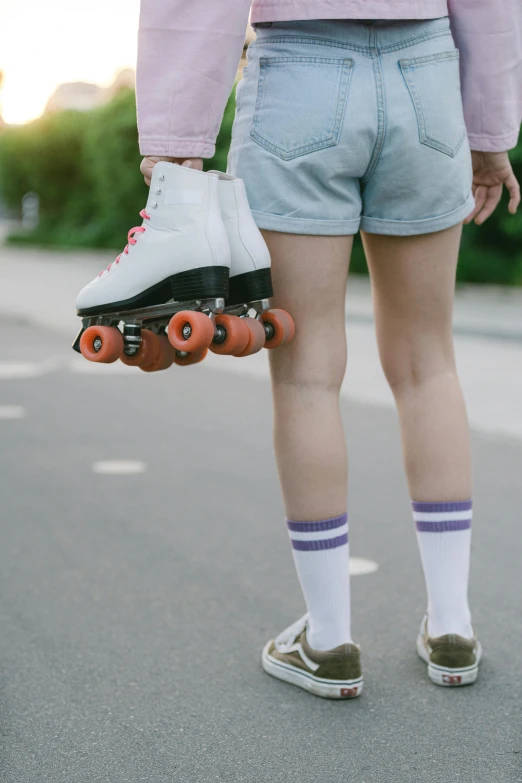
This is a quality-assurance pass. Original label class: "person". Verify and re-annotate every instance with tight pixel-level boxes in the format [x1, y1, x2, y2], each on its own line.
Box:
[135, 1, 521, 697]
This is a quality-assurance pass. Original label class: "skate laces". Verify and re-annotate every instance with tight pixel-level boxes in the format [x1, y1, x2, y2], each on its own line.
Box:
[99, 209, 151, 276]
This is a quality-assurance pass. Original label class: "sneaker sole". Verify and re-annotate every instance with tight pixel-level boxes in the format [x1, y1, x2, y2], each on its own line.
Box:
[416, 636, 482, 687]
[261, 641, 363, 699]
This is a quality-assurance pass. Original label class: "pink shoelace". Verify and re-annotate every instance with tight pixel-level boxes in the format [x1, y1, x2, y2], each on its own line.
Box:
[99, 209, 151, 276]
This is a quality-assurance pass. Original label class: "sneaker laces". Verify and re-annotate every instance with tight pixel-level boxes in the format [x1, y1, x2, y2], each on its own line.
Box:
[99, 208, 151, 276]
[274, 614, 309, 652]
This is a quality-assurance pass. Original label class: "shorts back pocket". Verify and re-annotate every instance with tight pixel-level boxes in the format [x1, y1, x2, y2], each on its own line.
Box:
[251, 56, 353, 160]
[400, 51, 466, 158]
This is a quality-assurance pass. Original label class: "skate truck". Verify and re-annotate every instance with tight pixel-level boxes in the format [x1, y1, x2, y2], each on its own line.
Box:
[72, 164, 295, 371]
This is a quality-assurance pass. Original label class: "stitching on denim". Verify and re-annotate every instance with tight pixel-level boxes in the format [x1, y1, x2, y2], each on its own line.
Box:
[258, 55, 352, 64]
[399, 59, 466, 157]
[399, 50, 460, 67]
[362, 37, 386, 184]
[249, 29, 451, 56]
[250, 36, 371, 54]
[361, 194, 474, 229]
[250, 58, 354, 160]
[251, 210, 361, 229]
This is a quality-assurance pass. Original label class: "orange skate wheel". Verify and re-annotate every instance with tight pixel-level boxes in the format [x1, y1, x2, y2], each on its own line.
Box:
[120, 330, 161, 368]
[234, 317, 266, 357]
[172, 348, 208, 367]
[261, 309, 296, 349]
[80, 325, 123, 363]
[167, 311, 214, 353]
[209, 314, 250, 356]
[140, 335, 176, 372]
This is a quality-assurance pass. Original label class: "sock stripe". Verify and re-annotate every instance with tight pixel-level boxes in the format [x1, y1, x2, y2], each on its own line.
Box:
[291, 532, 349, 551]
[411, 500, 472, 513]
[290, 522, 348, 542]
[286, 513, 347, 533]
[412, 500, 472, 533]
[416, 518, 471, 533]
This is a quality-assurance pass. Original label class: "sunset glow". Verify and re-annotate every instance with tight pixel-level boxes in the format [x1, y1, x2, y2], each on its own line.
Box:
[0, 0, 140, 124]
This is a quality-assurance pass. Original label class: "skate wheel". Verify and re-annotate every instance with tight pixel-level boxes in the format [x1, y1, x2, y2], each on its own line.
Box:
[80, 325, 123, 363]
[120, 330, 161, 368]
[209, 314, 250, 356]
[234, 317, 266, 357]
[167, 311, 214, 353]
[140, 335, 176, 372]
[261, 309, 295, 349]
[172, 348, 208, 367]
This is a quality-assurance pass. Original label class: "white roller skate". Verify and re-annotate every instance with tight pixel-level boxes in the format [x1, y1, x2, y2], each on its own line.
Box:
[211, 171, 295, 357]
[73, 163, 294, 371]
[74, 162, 236, 369]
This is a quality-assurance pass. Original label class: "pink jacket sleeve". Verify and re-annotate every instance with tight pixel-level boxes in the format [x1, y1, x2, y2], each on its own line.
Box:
[449, 0, 522, 151]
[137, 0, 251, 158]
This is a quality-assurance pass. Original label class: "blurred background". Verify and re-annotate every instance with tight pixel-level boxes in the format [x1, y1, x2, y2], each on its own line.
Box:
[0, 1, 521, 284]
[1, 4, 522, 783]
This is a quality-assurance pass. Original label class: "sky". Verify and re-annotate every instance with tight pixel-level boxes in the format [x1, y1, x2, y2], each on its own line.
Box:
[0, 0, 140, 124]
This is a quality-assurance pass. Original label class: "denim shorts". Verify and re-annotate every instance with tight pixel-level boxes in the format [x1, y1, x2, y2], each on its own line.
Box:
[227, 17, 474, 236]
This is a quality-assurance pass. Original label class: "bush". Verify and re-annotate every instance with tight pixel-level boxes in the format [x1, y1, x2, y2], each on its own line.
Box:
[0, 85, 521, 284]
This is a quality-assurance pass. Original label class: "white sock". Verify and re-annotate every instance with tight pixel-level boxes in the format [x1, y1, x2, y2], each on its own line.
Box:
[286, 513, 352, 651]
[412, 500, 473, 638]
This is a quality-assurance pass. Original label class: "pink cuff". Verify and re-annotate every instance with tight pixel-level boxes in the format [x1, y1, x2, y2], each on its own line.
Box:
[138, 138, 216, 159]
[467, 130, 520, 153]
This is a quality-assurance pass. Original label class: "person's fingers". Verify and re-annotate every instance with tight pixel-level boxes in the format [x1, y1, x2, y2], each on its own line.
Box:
[474, 185, 502, 225]
[464, 185, 487, 224]
[505, 171, 521, 214]
[181, 158, 204, 171]
[140, 158, 154, 186]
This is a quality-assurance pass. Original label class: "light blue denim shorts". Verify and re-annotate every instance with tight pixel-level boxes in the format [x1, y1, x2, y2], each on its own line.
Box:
[227, 17, 474, 236]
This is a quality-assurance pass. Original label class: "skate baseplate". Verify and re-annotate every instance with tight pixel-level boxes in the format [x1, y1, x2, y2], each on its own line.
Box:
[73, 296, 295, 371]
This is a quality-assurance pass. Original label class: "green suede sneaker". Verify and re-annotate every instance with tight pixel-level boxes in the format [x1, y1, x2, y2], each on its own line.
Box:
[416, 615, 482, 686]
[261, 615, 363, 699]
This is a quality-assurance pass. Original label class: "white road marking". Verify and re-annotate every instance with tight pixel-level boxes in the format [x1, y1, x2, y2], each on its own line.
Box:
[92, 460, 146, 475]
[0, 405, 26, 419]
[349, 557, 379, 576]
[0, 358, 61, 379]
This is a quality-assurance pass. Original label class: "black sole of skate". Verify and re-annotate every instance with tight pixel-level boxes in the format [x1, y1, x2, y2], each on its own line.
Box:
[226, 268, 273, 308]
[76, 265, 230, 318]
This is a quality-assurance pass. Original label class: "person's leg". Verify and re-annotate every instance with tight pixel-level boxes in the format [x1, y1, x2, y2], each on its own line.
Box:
[362, 225, 473, 638]
[262, 230, 354, 650]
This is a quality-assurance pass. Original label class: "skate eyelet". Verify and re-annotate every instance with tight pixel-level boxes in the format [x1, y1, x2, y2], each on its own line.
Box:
[152, 201, 158, 208]
[155, 188, 162, 195]
[159, 174, 165, 182]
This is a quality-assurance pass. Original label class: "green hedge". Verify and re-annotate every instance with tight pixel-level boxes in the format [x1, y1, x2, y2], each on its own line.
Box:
[0, 86, 521, 284]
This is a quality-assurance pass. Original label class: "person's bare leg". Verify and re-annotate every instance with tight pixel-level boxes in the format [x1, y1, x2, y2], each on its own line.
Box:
[262, 231, 353, 521]
[362, 225, 471, 501]
[363, 225, 473, 638]
[262, 231, 354, 651]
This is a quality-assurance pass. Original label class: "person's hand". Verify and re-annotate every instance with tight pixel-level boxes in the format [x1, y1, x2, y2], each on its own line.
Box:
[465, 151, 520, 225]
[140, 156, 204, 186]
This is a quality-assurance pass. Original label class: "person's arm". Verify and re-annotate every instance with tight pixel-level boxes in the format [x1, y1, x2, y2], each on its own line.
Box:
[448, 0, 521, 223]
[448, 0, 522, 152]
[137, 0, 251, 162]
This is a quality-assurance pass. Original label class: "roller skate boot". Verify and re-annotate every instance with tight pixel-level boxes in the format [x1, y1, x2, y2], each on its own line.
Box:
[209, 172, 295, 358]
[73, 162, 247, 370]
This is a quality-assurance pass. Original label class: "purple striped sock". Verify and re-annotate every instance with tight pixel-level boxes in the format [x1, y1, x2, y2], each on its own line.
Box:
[412, 500, 473, 638]
[285, 512, 352, 650]
[412, 500, 472, 533]
[286, 513, 348, 551]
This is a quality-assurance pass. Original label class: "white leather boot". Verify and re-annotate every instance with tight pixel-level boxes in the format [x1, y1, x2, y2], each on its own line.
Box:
[76, 163, 230, 316]
[209, 171, 273, 307]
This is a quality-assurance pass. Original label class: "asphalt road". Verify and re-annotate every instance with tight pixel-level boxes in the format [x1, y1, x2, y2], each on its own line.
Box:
[1, 316, 521, 783]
